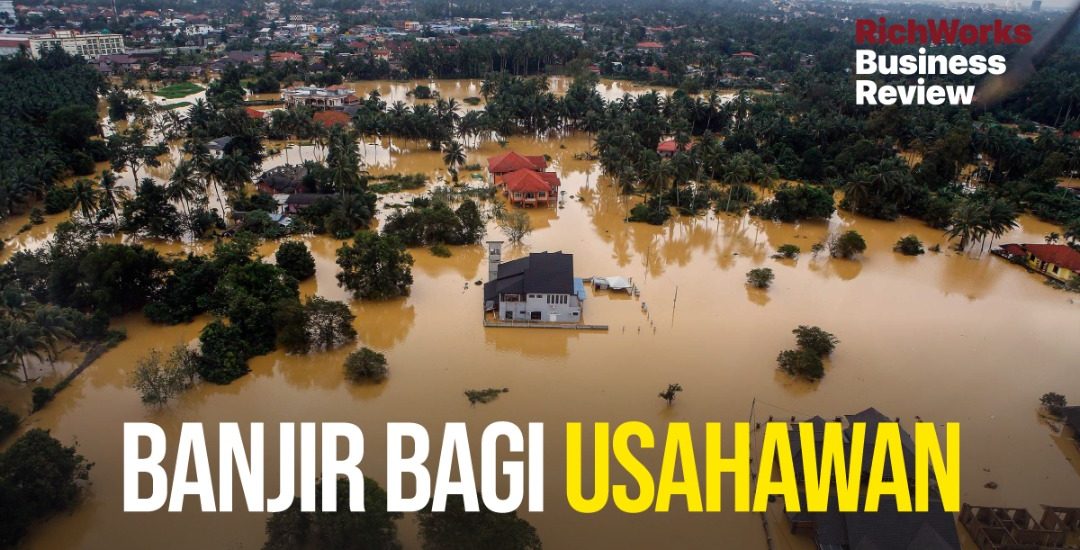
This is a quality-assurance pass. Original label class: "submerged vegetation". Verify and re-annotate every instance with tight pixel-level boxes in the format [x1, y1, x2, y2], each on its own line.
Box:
[777, 326, 839, 381]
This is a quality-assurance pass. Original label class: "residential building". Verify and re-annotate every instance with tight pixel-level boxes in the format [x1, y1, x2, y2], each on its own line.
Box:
[0, 34, 29, 56]
[281, 85, 359, 109]
[0, 0, 16, 27]
[785, 408, 962, 550]
[257, 165, 307, 194]
[960, 504, 1080, 550]
[487, 150, 547, 183]
[28, 31, 125, 59]
[499, 169, 560, 207]
[996, 243, 1080, 283]
[207, 136, 233, 159]
[484, 245, 584, 323]
[656, 139, 694, 157]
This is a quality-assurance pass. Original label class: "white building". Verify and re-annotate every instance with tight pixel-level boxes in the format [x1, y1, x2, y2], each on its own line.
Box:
[28, 31, 125, 59]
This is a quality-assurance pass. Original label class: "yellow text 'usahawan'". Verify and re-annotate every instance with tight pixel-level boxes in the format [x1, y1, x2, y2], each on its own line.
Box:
[565, 421, 959, 514]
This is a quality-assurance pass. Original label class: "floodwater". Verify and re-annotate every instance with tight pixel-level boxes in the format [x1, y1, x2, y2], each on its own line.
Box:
[2, 86, 1079, 550]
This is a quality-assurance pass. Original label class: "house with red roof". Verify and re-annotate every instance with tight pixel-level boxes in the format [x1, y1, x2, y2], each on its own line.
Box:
[732, 51, 758, 61]
[487, 151, 547, 182]
[313, 110, 351, 128]
[657, 139, 694, 157]
[996, 243, 1080, 284]
[636, 41, 664, 51]
[500, 169, 560, 207]
[270, 51, 303, 63]
[244, 107, 265, 120]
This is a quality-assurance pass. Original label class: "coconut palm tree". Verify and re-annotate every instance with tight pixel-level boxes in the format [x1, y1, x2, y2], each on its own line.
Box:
[167, 160, 204, 215]
[97, 170, 127, 226]
[946, 198, 989, 252]
[442, 140, 467, 183]
[70, 178, 101, 221]
[0, 319, 47, 382]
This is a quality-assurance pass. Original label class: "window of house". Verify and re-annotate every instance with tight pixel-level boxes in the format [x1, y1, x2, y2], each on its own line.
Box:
[531, 311, 541, 320]
[504, 311, 513, 320]
[1052, 265, 1059, 274]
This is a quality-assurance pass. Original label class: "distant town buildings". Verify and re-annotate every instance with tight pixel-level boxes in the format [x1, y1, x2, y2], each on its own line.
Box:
[28, 31, 125, 59]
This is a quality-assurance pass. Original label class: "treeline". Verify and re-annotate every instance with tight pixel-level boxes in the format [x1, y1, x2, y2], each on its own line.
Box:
[0, 50, 105, 220]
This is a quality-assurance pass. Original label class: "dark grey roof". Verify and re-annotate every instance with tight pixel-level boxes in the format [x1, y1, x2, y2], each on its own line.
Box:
[1063, 406, 1080, 435]
[483, 252, 574, 302]
[285, 193, 330, 205]
[208, 136, 234, 150]
[845, 496, 960, 550]
[845, 407, 915, 481]
[258, 164, 307, 192]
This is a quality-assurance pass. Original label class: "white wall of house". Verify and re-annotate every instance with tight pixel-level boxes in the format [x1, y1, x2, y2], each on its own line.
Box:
[498, 292, 581, 322]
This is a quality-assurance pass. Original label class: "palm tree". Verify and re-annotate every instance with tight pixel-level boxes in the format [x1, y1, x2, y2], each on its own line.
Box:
[1, 319, 47, 382]
[1045, 232, 1061, 244]
[442, 140, 467, 183]
[97, 170, 126, 226]
[70, 178, 101, 221]
[31, 305, 73, 365]
[167, 160, 204, 215]
[946, 198, 989, 252]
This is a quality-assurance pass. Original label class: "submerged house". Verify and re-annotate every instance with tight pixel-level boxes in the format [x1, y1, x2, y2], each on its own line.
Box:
[996, 243, 1080, 283]
[487, 151, 560, 207]
[257, 165, 308, 194]
[483, 242, 584, 322]
[785, 408, 962, 550]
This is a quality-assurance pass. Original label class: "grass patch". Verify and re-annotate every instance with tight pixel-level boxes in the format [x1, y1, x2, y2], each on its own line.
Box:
[162, 101, 192, 110]
[154, 82, 205, 99]
[368, 173, 428, 194]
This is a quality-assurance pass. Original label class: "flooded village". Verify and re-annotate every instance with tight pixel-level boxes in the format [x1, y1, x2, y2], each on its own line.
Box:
[1, 1, 1080, 549]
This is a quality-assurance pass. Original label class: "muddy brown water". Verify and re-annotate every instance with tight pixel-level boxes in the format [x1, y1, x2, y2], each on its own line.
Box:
[1, 93, 1078, 550]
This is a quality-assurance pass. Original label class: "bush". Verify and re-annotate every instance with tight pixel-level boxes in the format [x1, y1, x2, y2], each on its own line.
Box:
[746, 267, 775, 289]
[0, 406, 18, 441]
[43, 186, 76, 214]
[129, 346, 199, 406]
[777, 348, 825, 380]
[465, 388, 509, 404]
[31, 387, 54, 412]
[776, 244, 800, 259]
[344, 348, 388, 383]
[430, 243, 451, 257]
[829, 230, 867, 259]
[1041, 392, 1067, 417]
[628, 195, 672, 225]
[793, 325, 839, 356]
[275, 241, 316, 281]
[893, 234, 925, 256]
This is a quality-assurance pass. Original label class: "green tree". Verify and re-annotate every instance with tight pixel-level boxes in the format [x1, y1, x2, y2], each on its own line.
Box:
[263, 478, 402, 550]
[0, 429, 92, 547]
[442, 140, 467, 183]
[828, 231, 867, 259]
[418, 495, 542, 550]
[893, 235, 925, 256]
[275, 241, 316, 281]
[336, 232, 414, 300]
[746, 267, 774, 289]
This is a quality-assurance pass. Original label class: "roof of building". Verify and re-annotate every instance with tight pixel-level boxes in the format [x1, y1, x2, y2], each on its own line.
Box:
[313, 110, 351, 127]
[845, 407, 915, 481]
[1013, 243, 1080, 272]
[484, 252, 575, 302]
[657, 139, 694, 153]
[501, 169, 560, 194]
[207, 136, 233, 150]
[258, 164, 307, 193]
[244, 107, 265, 119]
[1063, 406, 1080, 435]
[636, 41, 664, 49]
[487, 151, 547, 173]
[285, 193, 330, 206]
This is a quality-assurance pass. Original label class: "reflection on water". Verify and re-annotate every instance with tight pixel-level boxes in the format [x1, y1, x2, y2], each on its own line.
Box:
[1, 82, 1078, 550]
